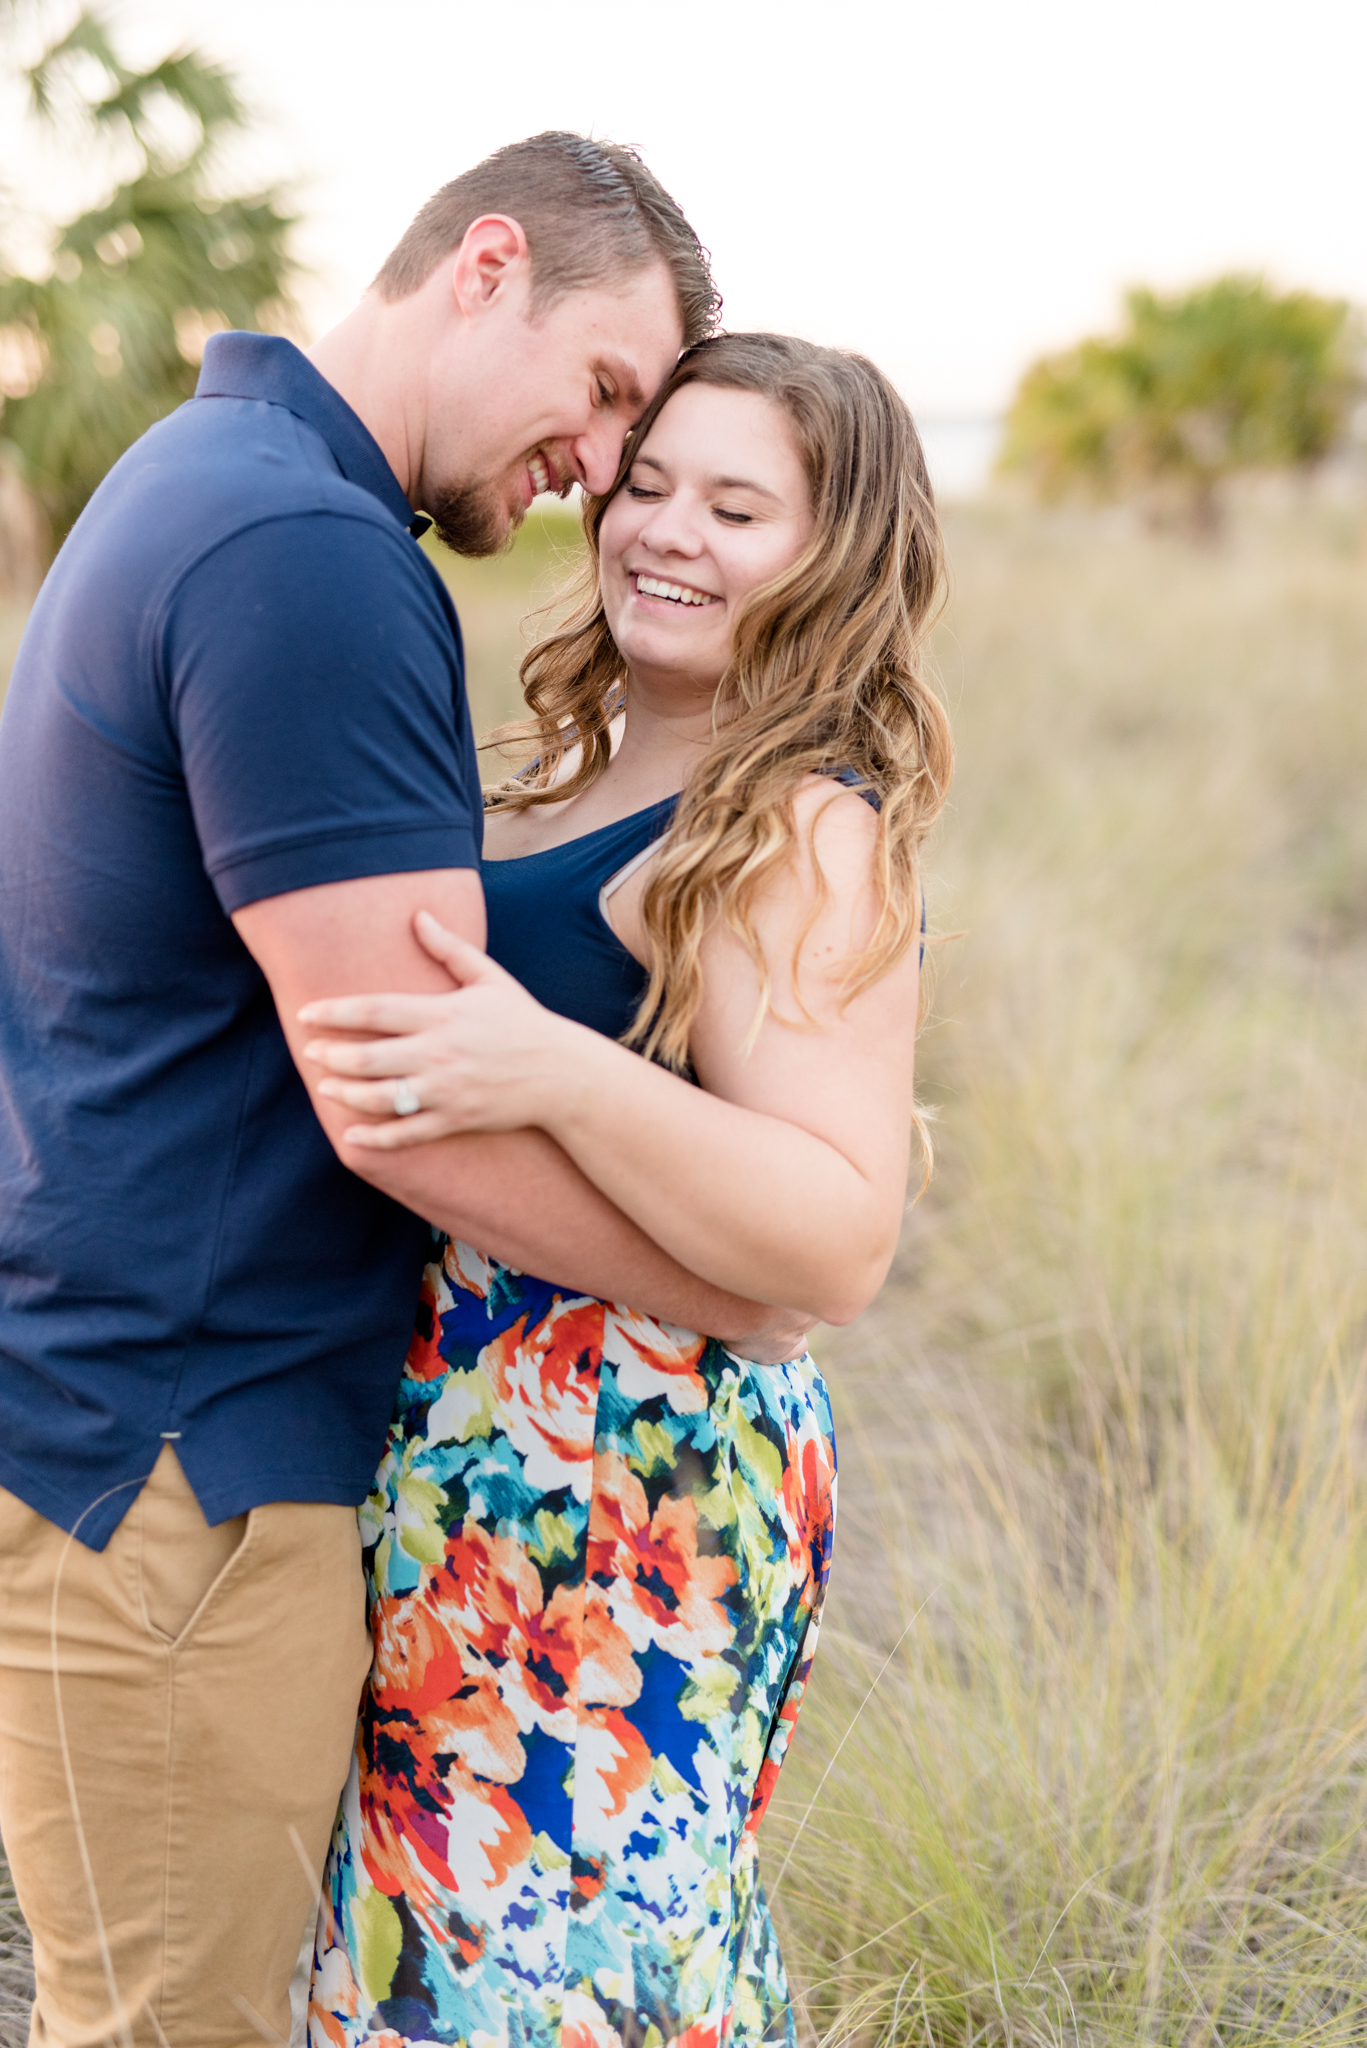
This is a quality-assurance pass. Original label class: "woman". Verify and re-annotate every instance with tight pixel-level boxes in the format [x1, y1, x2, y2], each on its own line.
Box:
[303, 333, 951, 2048]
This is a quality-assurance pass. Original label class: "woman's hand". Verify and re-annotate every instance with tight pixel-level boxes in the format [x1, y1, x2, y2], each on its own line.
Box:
[297, 911, 577, 1150]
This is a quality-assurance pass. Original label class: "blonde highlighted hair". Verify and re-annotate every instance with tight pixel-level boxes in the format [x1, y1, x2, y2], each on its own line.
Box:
[485, 331, 954, 1074]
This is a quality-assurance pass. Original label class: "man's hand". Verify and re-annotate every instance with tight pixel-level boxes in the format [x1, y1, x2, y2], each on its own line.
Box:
[721, 1305, 816, 1367]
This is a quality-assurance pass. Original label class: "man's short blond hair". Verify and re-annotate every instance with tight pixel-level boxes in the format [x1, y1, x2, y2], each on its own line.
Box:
[373, 131, 719, 348]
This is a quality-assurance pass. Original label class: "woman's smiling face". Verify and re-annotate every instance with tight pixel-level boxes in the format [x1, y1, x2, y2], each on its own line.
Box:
[598, 381, 815, 698]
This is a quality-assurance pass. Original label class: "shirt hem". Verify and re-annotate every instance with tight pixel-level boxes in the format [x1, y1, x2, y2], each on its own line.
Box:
[0, 1448, 373, 1552]
[212, 822, 481, 913]
[182, 1469, 373, 1527]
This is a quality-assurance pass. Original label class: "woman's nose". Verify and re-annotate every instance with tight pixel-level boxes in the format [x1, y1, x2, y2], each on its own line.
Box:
[639, 495, 704, 559]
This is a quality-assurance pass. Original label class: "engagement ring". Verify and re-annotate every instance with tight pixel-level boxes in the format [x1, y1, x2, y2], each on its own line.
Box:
[392, 1080, 421, 1117]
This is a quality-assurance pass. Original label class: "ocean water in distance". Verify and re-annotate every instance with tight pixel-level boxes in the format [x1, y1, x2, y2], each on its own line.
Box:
[916, 416, 1003, 501]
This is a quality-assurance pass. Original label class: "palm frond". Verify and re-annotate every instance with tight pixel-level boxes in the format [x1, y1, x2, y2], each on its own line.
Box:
[0, 3, 302, 545]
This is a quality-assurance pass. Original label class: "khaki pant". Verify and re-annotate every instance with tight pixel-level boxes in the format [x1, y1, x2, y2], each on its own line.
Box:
[0, 1447, 371, 2048]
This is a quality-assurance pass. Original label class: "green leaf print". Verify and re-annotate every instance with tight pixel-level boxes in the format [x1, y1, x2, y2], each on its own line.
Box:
[352, 1886, 402, 2005]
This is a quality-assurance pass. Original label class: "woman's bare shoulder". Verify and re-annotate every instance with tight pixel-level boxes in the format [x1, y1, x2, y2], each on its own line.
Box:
[788, 774, 881, 872]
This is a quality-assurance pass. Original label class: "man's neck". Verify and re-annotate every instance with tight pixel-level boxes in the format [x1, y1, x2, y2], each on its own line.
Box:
[306, 296, 419, 502]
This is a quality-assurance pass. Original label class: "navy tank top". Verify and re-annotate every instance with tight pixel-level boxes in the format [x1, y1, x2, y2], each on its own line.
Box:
[483, 794, 678, 1041]
[482, 773, 889, 1043]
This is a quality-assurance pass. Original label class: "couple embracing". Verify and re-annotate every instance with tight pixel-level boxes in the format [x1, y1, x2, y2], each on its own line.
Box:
[0, 132, 951, 2048]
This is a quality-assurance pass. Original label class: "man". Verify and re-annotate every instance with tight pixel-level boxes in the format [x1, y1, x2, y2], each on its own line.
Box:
[0, 133, 801, 2048]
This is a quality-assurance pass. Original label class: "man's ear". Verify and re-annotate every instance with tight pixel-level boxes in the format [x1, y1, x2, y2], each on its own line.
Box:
[450, 215, 531, 317]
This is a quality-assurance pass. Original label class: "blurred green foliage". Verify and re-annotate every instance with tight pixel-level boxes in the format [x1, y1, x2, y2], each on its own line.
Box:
[1000, 275, 1363, 531]
[0, 0, 300, 545]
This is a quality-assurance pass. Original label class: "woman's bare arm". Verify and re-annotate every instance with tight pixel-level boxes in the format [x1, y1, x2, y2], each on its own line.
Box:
[527, 785, 917, 1320]
[233, 869, 811, 1359]
[299, 788, 919, 1325]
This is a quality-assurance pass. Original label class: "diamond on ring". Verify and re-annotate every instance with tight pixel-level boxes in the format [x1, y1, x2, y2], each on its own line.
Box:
[392, 1080, 422, 1118]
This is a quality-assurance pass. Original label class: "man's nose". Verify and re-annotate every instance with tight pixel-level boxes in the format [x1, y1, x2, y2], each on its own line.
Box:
[573, 418, 631, 497]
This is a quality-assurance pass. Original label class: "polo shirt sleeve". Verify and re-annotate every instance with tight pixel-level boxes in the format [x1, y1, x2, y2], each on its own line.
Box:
[162, 510, 482, 914]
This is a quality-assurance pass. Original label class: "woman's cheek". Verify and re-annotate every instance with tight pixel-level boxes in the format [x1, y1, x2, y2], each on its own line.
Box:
[601, 580, 631, 653]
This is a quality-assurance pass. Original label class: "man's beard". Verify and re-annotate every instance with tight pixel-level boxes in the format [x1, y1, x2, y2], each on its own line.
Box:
[429, 477, 524, 559]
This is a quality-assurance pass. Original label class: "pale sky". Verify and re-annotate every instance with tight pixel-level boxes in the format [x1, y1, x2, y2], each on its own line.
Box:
[11, 0, 1367, 430]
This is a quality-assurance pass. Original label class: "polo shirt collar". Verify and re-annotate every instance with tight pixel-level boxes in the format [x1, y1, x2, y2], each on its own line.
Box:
[196, 332, 418, 532]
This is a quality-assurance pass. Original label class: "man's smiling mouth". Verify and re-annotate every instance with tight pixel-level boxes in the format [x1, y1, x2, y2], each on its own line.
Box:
[526, 449, 571, 499]
[633, 573, 718, 607]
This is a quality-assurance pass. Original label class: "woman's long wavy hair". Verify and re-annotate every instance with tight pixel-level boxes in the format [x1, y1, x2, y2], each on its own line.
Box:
[485, 331, 954, 1078]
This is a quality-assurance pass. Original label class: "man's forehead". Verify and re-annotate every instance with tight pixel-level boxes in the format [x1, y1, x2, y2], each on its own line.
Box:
[584, 267, 683, 381]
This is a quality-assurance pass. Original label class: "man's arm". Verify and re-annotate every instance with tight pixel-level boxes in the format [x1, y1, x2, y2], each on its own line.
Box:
[232, 870, 808, 1351]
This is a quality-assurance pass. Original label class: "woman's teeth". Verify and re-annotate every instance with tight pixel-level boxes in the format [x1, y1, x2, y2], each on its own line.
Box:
[528, 453, 551, 495]
[636, 574, 714, 606]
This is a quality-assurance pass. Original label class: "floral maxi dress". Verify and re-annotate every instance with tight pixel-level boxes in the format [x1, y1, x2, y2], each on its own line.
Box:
[310, 1237, 837, 2048]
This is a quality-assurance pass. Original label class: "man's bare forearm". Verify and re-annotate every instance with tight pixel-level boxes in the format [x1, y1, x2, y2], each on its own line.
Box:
[351, 1123, 773, 1341]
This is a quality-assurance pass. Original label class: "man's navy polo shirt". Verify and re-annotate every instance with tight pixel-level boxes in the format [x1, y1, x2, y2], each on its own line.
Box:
[0, 332, 482, 1549]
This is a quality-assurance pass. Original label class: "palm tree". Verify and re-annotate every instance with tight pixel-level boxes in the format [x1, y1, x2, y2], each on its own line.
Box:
[0, 1, 301, 549]
[999, 276, 1362, 535]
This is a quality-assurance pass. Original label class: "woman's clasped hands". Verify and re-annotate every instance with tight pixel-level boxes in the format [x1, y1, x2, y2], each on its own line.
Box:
[298, 908, 581, 1149]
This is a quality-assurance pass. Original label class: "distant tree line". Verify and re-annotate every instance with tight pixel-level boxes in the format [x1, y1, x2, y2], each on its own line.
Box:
[1000, 275, 1363, 533]
[0, 0, 300, 566]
